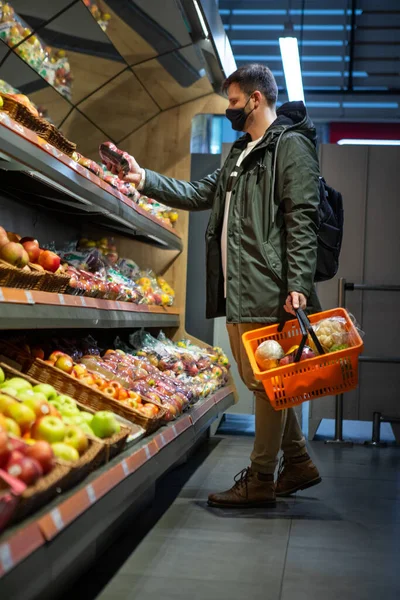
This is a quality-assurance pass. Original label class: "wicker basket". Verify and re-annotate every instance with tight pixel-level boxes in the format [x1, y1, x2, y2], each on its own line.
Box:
[0, 94, 20, 119]
[46, 125, 76, 157]
[55, 437, 106, 491]
[0, 260, 44, 290]
[0, 94, 51, 137]
[26, 359, 166, 434]
[10, 463, 71, 523]
[29, 263, 70, 293]
[0, 360, 130, 460]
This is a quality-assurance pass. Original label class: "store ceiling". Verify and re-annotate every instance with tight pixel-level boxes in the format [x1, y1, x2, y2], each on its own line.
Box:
[219, 0, 400, 122]
[0, 0, 223, 157]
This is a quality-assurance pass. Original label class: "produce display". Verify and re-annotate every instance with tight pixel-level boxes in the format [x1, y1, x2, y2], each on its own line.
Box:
[0, 1, 72, 99]
[0, 366, 121, 452]
[83, 0, 111, 31]
[255, 316, 353, 371]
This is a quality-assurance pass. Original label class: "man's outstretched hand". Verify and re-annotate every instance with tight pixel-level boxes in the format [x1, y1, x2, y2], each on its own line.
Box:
[104, 153, 143, 186]
[284, 291, 307, 316]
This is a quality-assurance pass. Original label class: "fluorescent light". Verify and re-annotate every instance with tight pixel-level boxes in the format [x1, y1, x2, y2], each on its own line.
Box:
[338, 139, 400, 146]
[279, 37, 304, 103]
[193, 0, 209, 39]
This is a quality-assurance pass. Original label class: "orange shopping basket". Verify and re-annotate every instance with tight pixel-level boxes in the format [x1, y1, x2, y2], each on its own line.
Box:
[242, 307, 364, 411]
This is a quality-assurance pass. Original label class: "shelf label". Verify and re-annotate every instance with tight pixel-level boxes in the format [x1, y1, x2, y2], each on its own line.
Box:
[144, 445, 151, 460]
[86, 484, 96, 504]
[58, 294, 66, 305]
[24, 290, 34, 304]
[0, 543, 13, 574]
[121, 459, 130, 477]
[50, 508, 64, 532]
[80, 296, 87, 307]
[0, 288, 4, 302]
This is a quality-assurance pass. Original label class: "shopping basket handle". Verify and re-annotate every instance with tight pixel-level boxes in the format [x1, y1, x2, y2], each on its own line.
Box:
[294, 308, 325, 362]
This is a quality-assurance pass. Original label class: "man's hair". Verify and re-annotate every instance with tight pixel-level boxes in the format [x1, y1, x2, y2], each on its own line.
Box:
[222, 64, 278, 107]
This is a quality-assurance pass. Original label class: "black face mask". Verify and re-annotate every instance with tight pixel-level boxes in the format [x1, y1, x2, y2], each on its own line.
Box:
[225, 94, 255, 131]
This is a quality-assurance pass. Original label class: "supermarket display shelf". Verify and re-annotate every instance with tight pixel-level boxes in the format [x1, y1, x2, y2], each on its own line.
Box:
[0, 386, 235, 599]
[0, 114, 182, 251]
[0, 287, 180, 329]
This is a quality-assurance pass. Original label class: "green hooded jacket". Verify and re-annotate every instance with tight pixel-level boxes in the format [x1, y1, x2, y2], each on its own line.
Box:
[142, 101, 321, 323]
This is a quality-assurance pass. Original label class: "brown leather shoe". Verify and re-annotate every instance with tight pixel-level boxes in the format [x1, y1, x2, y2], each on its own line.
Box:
[208, 467, 276, 508]
[276, 455, 321, 497]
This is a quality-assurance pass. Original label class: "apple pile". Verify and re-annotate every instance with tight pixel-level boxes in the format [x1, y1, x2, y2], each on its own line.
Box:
[46, 351, 161, 420]
[0, 430, 55, 487]
[0, 226, 62, 274]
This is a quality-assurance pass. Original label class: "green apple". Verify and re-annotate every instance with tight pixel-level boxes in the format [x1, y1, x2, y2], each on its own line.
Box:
[0, 387, 18, 398]
[32, 383, 58, 401]
[55, 395, 79, 417]
[90, 411, 120, 439]
[31, 416, 66, 443]
[64, 425, 89, 455]
[5, 417, 21, 437]
[77, 411, 93, 424]
[1, 377, 32, 393]
[0, 393, 17, 412]
[75, 421, 93, 436]
[16, 389, 34, 399]
[20, 392, 51, 418]
[0, 366, 4, 384]
[51, 442, 79, 462]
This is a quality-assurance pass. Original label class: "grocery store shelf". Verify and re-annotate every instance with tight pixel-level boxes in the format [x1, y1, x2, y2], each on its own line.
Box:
[0, 114, 182, 251]
[0, 287, 180, 330]
[0, 386, 235, 599]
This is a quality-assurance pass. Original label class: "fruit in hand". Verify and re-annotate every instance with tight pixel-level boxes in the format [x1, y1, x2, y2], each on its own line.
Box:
[31, 416, 66, 443]
[51, 442, 79, 462]
[26, 441, 54, 474]
[64, 425, 89, 455]
[32, 384, 58, 401]
[5, 403, 36, 434]
[90, 411, 120, 438]
[38, 250, 60, 273]
[0, 242, 29, 268]
[7, 455, 43, 486]
[2, 377, 32, 393]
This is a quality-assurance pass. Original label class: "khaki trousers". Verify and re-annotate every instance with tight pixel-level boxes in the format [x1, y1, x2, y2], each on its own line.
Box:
[227, 323, 307, 474]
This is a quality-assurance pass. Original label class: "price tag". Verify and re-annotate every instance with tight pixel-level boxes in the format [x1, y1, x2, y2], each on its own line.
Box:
[24, 290, 34, 304]
[0, 543, 13, 573]
[160, 433, 166, 447]
[86, 484, 96, 504]
[0, 288, 4, 302]
[144, 445, 151, 460]
[50, 508, 64, 532]
[172, 424, 177, 437]
[58, 294, 66, 305]
[121, 459, 130, 477]
[80, 296, 87, 307]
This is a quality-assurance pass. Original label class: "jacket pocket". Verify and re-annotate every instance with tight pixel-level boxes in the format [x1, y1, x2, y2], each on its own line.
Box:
[261, 240, 285, 282]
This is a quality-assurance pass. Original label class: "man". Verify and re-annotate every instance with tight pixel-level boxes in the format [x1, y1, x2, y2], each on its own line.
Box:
[108, 64, 322, 508]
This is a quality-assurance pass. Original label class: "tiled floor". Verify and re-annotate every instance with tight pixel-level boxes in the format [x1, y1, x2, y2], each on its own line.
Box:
[66, 435, 400, 600]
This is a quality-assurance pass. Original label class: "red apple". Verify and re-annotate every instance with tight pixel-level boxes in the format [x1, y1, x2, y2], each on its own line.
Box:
[7, 455, 43, 485]
[21, 239, 40, 263]
[0, 226, 9, 248]
[26, 441, 54, 474]
[6, 450, 25, 467]
[9, 437, 28, 453]
[0, 430, 11, 468]
[38, 250, 60, 273]
[0, 242, 29, 268]
[48, 350, 66, 364]
[55, 355, 74, 374]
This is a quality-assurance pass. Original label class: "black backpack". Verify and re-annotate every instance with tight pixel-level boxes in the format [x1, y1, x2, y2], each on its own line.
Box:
[315, 177, 344, 282]
[272, 131, 344, 283]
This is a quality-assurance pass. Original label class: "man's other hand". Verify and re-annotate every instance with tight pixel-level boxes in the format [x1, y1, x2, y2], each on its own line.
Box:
[284, 291, 307, 316]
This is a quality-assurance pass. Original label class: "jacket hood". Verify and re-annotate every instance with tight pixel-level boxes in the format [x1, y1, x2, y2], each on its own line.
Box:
[271, 101, 317, 145]
[233, 101, 317, 149]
